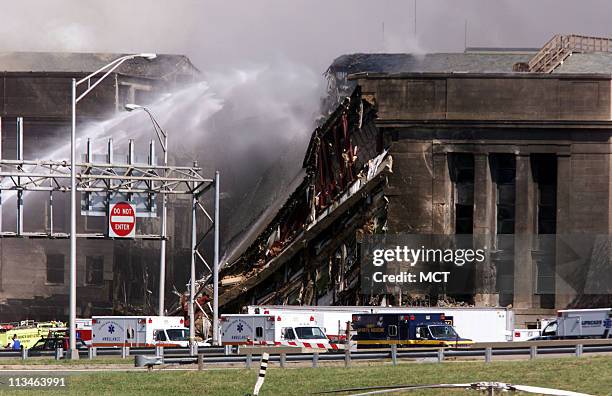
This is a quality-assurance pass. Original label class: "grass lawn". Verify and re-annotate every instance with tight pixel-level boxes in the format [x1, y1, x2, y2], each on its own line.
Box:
[0, 356, 610, 395]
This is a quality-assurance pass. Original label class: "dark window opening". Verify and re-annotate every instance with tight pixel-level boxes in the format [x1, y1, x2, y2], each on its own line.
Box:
[256, 327, 263, 338]
[531, 154, 557, 309]
[491, 155, 516, 235]
[154, 330, 167, 341]
[449, 153, 474, 234]
[532, 155, 557, 235]
[282, 328, 296, 340]
[86, 256, 104, 286]
[46, 254, 65, 284]
[490, 154, 516, 307]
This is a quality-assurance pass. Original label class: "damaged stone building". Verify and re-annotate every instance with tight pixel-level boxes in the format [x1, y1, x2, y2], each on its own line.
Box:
[0, 52, 200, 321]
[217, 35, 612, 324]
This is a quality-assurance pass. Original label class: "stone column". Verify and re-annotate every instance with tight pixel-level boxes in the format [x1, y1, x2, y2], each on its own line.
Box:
[473, 153, 498, 306]
[432, 151, 452, 235]
[554, 154, 574, 308]
[513, 154, 537, 309]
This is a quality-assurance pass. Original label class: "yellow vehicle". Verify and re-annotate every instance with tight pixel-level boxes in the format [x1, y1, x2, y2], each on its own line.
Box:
[0, 321, 65, 349]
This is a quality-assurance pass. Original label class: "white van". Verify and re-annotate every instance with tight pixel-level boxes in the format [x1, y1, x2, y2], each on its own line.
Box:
[92, 316, 189, 347]
[221, 314, 330, 347]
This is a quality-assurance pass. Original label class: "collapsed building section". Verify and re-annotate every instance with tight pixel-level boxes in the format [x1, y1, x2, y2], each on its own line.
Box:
[218, 88, 389, 312]
[217, 35, 612, 325]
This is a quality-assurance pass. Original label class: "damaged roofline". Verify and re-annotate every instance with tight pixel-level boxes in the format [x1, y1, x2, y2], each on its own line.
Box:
[348, 71, 612, 80]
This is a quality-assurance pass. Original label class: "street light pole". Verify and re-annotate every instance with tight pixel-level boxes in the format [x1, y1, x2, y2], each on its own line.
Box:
[124, 105, 168, 316]
[69, 53, 156, 360]
[213, 171, 220, 345]
[69, 78, 77, 360]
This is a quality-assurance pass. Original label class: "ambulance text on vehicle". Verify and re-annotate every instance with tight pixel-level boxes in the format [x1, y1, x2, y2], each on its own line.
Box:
[92, 316, 189, 347]
[221, 313, 333, 348]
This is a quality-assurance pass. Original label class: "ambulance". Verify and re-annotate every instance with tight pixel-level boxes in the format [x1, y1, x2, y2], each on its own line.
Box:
[92, 316, 190, 347]
[351, 312, 474, 347]
[532, 308, 612, 340]
[220, 313, 333, 348]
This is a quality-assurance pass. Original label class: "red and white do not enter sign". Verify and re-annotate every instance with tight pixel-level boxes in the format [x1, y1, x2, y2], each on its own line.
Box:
[108, 202, 136, 238]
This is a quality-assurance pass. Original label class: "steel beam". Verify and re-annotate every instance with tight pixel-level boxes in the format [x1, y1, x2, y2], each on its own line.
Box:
[189, 194, 197, 354]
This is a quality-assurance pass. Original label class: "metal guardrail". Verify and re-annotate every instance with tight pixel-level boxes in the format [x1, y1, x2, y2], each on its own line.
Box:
[133, 340, 612, 369]
[1, 339, 610, 365]
[0, 346, 226, 360]
[528, 33, 612, 73]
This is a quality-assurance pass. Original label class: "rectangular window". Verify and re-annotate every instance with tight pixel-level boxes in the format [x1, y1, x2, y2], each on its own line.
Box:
[490, 154, 516, 307]
[531, 154, 557, 309]
[256, 327, 263, 338]
[86, 256, 104, 286]
[449, 153, 474, 234]
[46, 254, 64, 284]
[491, 155, 516, 235]
[388, 325, 398, 337]
[154, 330, 167, 341]
[535, 260, 555, 294]
[282, 328, 296, 340]
[532, 155, 557, 235]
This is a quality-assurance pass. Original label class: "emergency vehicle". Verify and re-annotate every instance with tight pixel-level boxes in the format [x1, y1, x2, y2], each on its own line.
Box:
[248, 305, 512, 342]
[76, 318, 93, 345]
[221, 314, 335, 348]
[0, 321, 64, 349]
[46, 319, 93, 346]
[248, 307, 352, 342]
[92, 316, 189, 347]
[351, 312, 473, 347]
[533, 308, 612, 340]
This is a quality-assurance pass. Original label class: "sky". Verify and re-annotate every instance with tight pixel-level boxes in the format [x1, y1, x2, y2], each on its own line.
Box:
[2, 0, 611, 254]
[1, 0, 612, 74]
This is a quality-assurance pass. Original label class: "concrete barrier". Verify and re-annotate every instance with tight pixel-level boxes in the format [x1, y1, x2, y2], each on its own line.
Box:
[134, 355, 163, 369]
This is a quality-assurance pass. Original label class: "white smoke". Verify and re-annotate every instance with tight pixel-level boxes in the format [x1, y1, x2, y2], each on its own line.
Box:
[9, 59, 323, 246]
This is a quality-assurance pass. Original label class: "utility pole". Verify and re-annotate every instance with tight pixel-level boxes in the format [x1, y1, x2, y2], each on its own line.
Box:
[69, 78, 78, 360]
[414, 0, 417, 36]
[465, 20, 469, 50]
[213, 171, 220, 345]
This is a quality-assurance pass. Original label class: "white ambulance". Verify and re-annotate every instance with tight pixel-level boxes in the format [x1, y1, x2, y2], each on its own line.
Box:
[220, 314, 333, 348]
[92, 316, 189, 347]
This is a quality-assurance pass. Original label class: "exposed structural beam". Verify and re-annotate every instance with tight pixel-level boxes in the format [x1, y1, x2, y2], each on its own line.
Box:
[0, 155, 213, 239]
[187, 169, 220, 350]
[0, 159, 212, 193]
